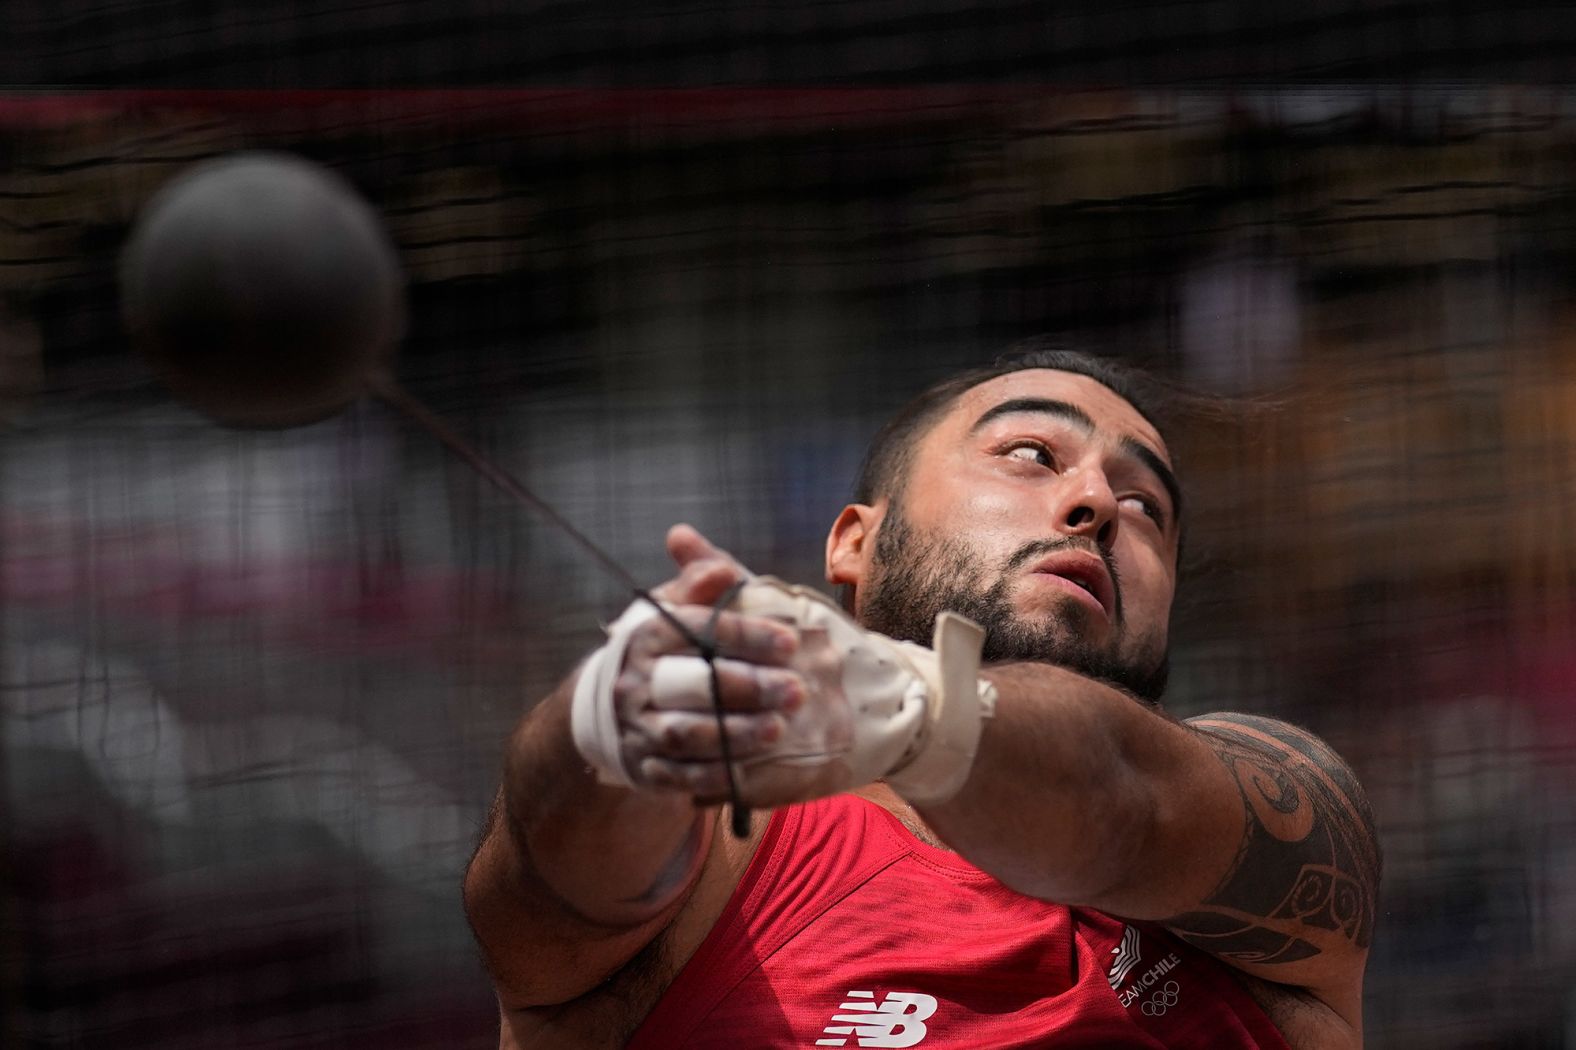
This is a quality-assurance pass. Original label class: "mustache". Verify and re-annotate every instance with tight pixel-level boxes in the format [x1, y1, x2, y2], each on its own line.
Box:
[1003, 536, 1124, 623]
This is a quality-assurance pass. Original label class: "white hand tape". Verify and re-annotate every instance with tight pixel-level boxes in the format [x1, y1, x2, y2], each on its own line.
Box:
[569, 597, 664, 787]
[649, 654, 715, 709]
[884, 612, 997, 803]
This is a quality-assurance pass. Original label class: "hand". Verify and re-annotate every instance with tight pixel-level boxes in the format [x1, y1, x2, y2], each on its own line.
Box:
[573, 525, 838, 807]
[570, 525, 994, 808]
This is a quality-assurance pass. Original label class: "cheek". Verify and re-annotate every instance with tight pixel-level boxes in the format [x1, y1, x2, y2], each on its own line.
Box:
[1116, 541, 1176, 615]
[954, 479, 1056, 533]
[917, 480, 1028, 542]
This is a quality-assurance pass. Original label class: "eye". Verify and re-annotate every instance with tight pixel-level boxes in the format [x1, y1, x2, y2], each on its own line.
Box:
[1120, 494, 1166, 528]
[1002, 441, 1054, 469]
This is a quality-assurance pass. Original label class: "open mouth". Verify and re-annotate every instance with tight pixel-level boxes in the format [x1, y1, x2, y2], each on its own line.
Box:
[1027, 553, 1114, 621]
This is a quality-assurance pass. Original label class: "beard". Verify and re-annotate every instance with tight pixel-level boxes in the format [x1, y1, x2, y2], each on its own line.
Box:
[857, 504, 1170, 703]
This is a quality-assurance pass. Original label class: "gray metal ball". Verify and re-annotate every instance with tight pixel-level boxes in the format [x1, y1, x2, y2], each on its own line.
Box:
[121, 152, 405, 428]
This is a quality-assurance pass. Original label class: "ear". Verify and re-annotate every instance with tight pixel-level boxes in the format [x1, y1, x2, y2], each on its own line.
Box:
[825, 503, 882, 589]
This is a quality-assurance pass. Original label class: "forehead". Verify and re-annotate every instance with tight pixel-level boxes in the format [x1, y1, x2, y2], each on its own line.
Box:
[935, 369, 1171, 462]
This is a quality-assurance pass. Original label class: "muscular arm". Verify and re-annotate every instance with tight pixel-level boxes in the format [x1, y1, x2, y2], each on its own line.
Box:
[915, 664, 1378, 1019]
[1167, 714, 1379, 973]
[462, 678, 714, 1008]
[462, 531, 795, 1012]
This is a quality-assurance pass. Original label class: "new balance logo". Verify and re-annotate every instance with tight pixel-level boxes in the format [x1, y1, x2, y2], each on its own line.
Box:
[816, 990, 938, 1048]
[1108, 925, 1142, 990]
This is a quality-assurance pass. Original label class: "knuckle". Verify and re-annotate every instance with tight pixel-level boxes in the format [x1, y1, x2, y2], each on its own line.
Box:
[743, 622, 779, 652]
[624, 624, 665, 658]
[636, 758, 675, 788]
[670, 607, 710, 641]
[755, 712, 785, 745]
[761, 669, 803, 710]
[614, 667, 646, 695]
[681, 721, 715, 751]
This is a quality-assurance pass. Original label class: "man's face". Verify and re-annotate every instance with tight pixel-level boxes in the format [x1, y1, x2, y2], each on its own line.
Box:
[838, 369, 1181, 701]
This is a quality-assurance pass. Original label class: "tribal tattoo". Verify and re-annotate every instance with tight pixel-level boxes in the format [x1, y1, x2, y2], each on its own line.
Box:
[1165, 714, 1381, 967]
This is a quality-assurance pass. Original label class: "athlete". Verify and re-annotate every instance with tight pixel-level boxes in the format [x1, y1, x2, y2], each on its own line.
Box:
[463, 349, 1381, 1049]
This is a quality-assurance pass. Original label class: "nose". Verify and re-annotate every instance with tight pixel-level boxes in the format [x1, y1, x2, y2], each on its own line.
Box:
[1056, 467, 1119, 551]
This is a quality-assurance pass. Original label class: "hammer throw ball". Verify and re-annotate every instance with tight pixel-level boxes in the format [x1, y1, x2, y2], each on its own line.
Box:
[121, 152, 405, 428]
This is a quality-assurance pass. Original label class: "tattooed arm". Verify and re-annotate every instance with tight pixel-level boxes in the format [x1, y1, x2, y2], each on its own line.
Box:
[915, 665, 1380, 1025]
[1167, 714, 1380, 975]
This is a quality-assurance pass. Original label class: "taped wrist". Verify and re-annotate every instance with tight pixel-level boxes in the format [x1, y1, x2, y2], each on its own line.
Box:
[569, 597, 663, 787]
[884, 613, 999, 803]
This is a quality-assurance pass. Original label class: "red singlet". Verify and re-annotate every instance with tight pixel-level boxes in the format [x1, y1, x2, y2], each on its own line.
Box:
[629, 795, 1291, 1049]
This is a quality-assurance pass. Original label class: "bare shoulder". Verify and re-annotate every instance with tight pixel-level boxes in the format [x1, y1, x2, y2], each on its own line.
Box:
[1170, 712, 1380, 1029]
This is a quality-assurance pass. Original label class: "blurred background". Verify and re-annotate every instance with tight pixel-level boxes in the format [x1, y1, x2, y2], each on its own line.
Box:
[5, 4, 1576, 1048]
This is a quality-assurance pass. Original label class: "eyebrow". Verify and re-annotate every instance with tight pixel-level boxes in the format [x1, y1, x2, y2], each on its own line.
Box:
[970, 397, 1094, 436]
[968, 396, 1184, 523]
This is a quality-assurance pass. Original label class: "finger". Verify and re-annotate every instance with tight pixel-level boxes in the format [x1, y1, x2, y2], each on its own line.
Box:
[637, 756, 736, 798]
[629, 607, 798, 666]
[647, 656, 805, 712]
[666, 523, 745, 574]
[631, 710, 787, 761]
[638, 755, 850, 808]
[649, 557, 745, 607]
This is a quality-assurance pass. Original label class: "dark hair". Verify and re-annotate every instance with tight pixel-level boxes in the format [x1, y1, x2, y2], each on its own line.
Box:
[852, 341, 1171, 508]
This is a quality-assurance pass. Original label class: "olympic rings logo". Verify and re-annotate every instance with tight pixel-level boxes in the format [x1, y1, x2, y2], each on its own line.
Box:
[1140, 981, 1181, 1017]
